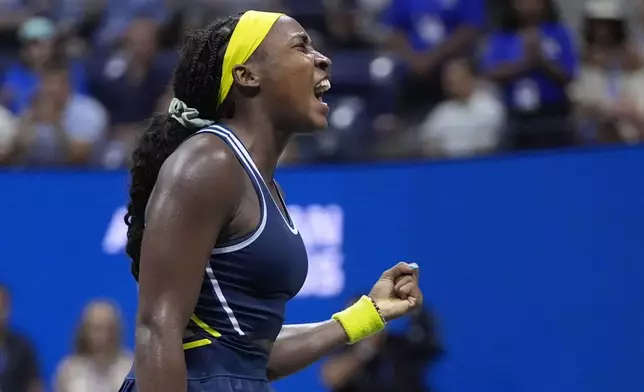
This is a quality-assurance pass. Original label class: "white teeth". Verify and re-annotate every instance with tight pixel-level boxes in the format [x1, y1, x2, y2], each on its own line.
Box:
[314, 79, 331, 94]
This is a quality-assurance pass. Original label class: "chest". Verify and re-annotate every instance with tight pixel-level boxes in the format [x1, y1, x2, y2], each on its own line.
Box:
[252, 225, 308, 297]
[217, 190, 309, 299]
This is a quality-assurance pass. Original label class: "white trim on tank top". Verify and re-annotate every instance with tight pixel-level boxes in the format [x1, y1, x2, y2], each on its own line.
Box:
[205, 266, 245, 335]
[208, 124, 299, 235]
[194, 127, 268, 255]
[194, 127, 270, 337]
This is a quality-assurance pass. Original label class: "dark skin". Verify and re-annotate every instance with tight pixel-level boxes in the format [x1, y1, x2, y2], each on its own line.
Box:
[135, 16, 423, 392]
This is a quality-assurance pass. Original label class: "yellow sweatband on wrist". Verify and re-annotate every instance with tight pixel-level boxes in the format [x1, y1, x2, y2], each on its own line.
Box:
[332, 296, 386, 344]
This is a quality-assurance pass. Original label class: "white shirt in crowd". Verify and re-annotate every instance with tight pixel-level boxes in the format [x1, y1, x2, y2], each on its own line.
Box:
[572, 65, 644, 142]
[54, 352, 132, 392]
[0, 105, 17, 158]
[420, 89, 505, 158]
[24, 94, 108, 164]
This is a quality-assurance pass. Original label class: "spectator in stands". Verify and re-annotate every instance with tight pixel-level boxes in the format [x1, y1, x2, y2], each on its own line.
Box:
[322, 0, 381, 50]
[184, 0, 284, 32]
[90, 17, 171, 167]
[321, 297, 443, 392]
[382, 0, 484, 123]
[420, 58, 504, 158]
[0, 105, 18, 164]
[0, 283, 42, 392]
[572, 0, 644, 144]
[1, 17, 88, 114]
[54, 300, 132, 392]
[94, 0, 169, 47]
[54, 0, 109, 58]
[13, 63, 107, 165]
[215, 0, 283, 15]
[481, 0, 577, 150]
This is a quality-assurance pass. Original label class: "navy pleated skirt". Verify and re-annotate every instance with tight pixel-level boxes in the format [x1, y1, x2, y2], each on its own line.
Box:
[120, 337, 275, 392]
[119, 376, 275, 392]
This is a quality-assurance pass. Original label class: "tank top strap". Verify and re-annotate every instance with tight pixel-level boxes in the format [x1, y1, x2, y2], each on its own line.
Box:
[200, 124, 298, 235]
[204, 125, 264, 179]
[193, 127, 268, 254]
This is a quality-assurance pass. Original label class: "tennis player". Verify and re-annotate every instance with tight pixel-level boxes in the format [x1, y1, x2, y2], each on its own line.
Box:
[119, 10, 423, 392]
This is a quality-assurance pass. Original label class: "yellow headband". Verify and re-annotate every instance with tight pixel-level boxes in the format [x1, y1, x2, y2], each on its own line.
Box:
[218, 10, 284, 105]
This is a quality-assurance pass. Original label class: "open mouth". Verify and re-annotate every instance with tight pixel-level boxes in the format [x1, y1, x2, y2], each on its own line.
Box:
[314, 79, 331, 101]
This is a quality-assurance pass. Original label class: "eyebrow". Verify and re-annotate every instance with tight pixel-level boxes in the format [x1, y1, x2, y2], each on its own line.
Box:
[291, 32, 311, 45]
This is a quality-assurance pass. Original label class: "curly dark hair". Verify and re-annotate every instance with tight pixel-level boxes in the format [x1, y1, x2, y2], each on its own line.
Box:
[124, 15, 241, 279]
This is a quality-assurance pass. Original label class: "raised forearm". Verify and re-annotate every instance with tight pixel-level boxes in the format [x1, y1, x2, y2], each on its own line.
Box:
[267, 321, 348, 381]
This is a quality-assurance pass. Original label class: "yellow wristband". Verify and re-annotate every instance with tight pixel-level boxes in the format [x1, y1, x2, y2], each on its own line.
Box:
[332, 296, 386, 344]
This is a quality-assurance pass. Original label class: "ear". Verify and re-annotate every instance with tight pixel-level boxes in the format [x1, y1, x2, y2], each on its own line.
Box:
[232, 64, 260, 89]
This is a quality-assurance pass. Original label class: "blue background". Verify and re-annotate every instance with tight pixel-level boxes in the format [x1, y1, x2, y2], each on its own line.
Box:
[1, 146, 643, 392]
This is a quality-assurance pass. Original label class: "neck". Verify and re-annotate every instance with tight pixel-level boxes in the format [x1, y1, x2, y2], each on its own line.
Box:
[222, 114, 291, 182]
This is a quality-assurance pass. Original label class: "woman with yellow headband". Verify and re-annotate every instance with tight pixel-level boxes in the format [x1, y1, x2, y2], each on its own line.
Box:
[120, 10, 423, 392]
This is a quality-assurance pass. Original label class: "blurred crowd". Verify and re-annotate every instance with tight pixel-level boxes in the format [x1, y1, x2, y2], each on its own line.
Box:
[0, 0, 642, 167]
[1, 283, 133, 392]
[0, 284, 442, 392]
[1, 282, 133, 392]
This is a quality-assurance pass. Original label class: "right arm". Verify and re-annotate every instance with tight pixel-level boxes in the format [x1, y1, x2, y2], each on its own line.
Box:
[134, 137, 243, 392]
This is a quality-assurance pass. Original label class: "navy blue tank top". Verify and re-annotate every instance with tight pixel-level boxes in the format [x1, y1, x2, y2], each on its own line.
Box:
[180, 125, 309, 380]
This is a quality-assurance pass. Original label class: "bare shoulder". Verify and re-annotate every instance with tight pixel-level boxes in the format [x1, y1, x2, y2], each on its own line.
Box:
[155, 133, 245, 203]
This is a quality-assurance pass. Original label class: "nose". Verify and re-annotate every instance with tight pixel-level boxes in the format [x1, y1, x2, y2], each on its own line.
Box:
[314, 50, 332, 72]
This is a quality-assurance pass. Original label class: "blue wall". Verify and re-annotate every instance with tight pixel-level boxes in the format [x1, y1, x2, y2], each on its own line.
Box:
[1, 146, 643, 392]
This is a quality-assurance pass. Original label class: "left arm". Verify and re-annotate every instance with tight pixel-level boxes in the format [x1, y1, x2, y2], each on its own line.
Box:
[266, 262, 422, 380]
